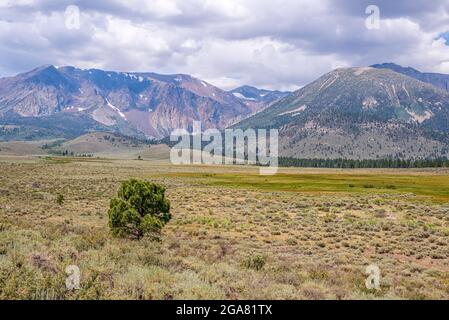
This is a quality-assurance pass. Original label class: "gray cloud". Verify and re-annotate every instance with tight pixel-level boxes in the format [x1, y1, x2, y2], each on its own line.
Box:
[0, 0, 448, 90]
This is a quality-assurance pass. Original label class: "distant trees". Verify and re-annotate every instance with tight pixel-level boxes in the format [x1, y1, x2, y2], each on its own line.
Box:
[278, 157, 449, 168]
[60, 150, 75, 156]
[108, 179, 171, 239]
[47, 149, 93, 157]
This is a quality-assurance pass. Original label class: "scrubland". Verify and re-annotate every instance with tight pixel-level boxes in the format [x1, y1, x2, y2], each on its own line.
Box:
[0, 157, 449, 299]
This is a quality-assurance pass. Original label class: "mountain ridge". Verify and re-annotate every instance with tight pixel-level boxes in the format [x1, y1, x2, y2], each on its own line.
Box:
[234, 66, 449, 160]
[230, 85, 290, 106]
[371, 63, 449, 92]
[0, 65, 280, 140]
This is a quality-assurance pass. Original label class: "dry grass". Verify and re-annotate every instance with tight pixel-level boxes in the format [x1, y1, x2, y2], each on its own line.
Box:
[0, 157, 449, 300]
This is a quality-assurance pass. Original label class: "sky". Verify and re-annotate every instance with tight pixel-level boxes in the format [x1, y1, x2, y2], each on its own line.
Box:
[0, 0, 449, 91]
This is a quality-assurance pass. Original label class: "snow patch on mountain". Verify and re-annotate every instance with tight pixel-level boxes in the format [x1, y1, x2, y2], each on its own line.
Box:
[106, 99, 127, 120]
[232, 92, 256, 101]
[280, 105, 307, 116]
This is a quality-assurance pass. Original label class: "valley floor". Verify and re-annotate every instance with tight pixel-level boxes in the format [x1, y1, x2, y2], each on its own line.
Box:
[0, 156, 449, 299]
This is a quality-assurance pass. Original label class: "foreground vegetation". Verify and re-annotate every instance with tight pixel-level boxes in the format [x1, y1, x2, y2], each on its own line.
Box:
[0, 157, 449, 299]
[108, 179, 171, 239]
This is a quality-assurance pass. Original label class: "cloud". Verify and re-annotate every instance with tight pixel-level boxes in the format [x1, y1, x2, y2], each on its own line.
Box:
[0, 0, 449, 89]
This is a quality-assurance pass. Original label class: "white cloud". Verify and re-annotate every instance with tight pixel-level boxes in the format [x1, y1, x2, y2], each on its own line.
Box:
[124, 0, 182, 18]
[0, 0, 448, 89]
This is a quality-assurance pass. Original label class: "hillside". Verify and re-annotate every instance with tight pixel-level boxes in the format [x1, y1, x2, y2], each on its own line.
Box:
[372, 63, 449, 92]
[234, 67, 449, 159]
[53, 132, 143, 154]
[0, 113, 121, 141]
[0, 140, 48, 156]
[44, 132, 169, 160]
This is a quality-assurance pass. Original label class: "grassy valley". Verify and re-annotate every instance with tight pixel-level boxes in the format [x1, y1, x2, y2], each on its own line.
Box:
[1, 157, 449, 299]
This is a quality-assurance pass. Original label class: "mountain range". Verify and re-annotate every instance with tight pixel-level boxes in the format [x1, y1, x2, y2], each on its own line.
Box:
[1, 63, 449, 160]
[0, 65, 283, 140]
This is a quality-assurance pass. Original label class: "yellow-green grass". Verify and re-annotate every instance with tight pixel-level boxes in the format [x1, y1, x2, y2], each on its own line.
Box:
[159, 171, 449, 202]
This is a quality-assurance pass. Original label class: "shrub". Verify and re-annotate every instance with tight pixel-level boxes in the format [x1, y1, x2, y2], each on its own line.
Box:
[108, 179, 171, 239]
[374, 209, 387, 218]
[56, 194, 64, 206]
[241, 255, 266, 270]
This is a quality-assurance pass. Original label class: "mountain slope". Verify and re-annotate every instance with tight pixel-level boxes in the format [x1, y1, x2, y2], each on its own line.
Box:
[0, 113, 122, 141]
[48, 132, 170, 160]
[372, 63, 449, 92]
[0, 65, 269, 140]
[235, 67, 449, 159]
[54, 132, 142, 154]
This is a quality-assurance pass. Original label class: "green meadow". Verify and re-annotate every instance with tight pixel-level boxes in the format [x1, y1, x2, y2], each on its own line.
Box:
[160, 170, 449, 202]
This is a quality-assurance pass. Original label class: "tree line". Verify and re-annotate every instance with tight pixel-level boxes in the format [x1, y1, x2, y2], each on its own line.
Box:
[278, 157, 449, 168]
